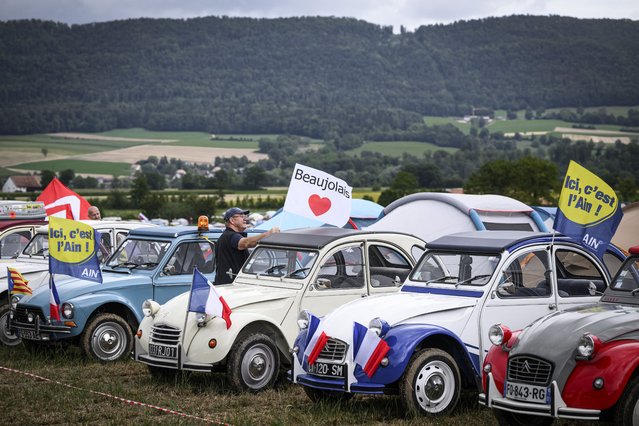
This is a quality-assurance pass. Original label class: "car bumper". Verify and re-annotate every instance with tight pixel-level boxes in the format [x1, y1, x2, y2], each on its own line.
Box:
[10, 316, 72, 341]
[479, 372, 601, 421]
[133, 338, 214, 372]
[289, 371, 391, 395]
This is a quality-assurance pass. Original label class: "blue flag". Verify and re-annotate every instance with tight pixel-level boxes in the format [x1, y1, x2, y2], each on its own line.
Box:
[48, 217, 103, 283]
[553, 161, 623, 258]
[188, 268, 210, 313]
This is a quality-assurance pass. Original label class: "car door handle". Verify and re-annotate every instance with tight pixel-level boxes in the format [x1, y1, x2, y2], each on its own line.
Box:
[548, 303, 557, 310]
[361, 294, 368, 298]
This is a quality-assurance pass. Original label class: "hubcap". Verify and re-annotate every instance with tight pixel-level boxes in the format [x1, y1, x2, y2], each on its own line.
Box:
[91, 322, 127, 361]
[241, 343, 275, 390]
[633, 396, 639, 424]
[414, 359, 455, 413]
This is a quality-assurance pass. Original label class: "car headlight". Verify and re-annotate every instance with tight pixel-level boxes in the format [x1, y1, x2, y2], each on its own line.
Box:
[61, 303, 74, 319]
[142, 299, 161, 317]
[488, 324, 512, 346]
[297, 310, 311, 330]
[195, 312, 207, 327]
[369, 317, 390, 337]
[577, 333, 600, 359]
[11, 295, 22, 310]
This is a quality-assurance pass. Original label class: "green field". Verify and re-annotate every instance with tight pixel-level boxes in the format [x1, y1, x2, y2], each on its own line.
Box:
[348, 141, 458, 157]
[0, 133, 152, 156]
[13, 159, 131, 176]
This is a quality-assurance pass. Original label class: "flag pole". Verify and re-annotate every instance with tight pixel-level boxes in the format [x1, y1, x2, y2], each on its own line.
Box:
[181, 268, 198, 362]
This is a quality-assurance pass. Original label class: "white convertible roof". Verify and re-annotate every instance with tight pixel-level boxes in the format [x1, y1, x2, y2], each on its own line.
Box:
[366, 192, 547, 242]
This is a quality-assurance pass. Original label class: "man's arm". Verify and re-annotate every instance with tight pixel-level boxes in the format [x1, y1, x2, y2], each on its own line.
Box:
[237, 227, 280, 250]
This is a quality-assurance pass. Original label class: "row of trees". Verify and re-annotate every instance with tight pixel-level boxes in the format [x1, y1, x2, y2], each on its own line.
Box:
[2, 16, 638, 136]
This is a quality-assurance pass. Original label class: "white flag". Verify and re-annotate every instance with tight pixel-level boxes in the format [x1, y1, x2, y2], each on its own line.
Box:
[283, 164, 352, 227]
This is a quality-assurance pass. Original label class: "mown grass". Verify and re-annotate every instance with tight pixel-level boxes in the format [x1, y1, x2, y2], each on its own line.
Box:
[0, 344, 594, 425]
[0, 134, 151, 156]
[11, 159, 131, 175]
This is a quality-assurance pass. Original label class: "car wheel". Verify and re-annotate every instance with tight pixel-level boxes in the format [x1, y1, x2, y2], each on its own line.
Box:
[400, 348, 461, 416]
[304, 386, 354, 403]
[615, 375, 639, 426]
[0, 303, 21, 346]
[81, 313, 133, 362]
[493, 409, 554, 426]
[227, 333, 280, 392]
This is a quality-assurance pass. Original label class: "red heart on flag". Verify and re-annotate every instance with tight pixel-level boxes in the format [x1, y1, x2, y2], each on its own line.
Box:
[308, 194, 331, 216]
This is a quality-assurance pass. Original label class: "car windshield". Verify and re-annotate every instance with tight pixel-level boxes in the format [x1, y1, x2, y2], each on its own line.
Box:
[243, 246, 318, 279]
[610, 256, 639, 292]
[409, 251, 500, 286]
[106, 238, 170, 270]
[21, 233, 49, 258]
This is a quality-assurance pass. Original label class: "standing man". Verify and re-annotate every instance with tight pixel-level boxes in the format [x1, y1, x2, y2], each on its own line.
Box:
[214, 207, 280, 285]
[88, 206, 101, 220]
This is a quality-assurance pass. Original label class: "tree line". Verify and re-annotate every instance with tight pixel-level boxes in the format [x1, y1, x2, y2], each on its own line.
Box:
[1, 15, 638, 137]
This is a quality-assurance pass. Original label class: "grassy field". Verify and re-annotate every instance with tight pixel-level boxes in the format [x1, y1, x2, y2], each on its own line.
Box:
[348, 141, 458, 157]
[0, 344, 593, 425]
[0, 133, 153, 156]
[11, 159, 131, 176]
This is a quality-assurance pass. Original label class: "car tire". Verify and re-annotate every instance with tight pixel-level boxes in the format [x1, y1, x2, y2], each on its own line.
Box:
[493, 410, 554, 426]
[614, 375, 639, 426]
[304, 386, 354, 403]
[227, 332, 280, 392]
[399, 348, 461, 416]
[0, 303, 21, 346]
[81, 313, 133, 362]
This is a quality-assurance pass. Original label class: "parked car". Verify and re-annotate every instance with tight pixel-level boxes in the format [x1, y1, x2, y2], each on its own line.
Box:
[0, 201, 47, 259]
[9, 224, 235, 361]
[134, 227, 426, 392]
[0, 220, 154, 346]
[289, 231, 625, 416]
[479, 244, 639, 425]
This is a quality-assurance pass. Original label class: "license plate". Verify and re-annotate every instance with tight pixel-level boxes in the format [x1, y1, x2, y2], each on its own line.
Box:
[308, 361, 346, 378]
[149, 343, 177, 359]
[505, 381, 549, 403]
[18, 329, 39, 340]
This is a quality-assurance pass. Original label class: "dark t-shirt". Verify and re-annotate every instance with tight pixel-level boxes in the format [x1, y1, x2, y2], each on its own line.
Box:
[214, 227, 249, 284]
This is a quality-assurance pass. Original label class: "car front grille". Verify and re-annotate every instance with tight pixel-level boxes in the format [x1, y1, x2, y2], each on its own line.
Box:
[150, 324, 181, 345]
[15, 305, 46, 324]
[507, 355, 553, 386]
[316, 338, 348, 362]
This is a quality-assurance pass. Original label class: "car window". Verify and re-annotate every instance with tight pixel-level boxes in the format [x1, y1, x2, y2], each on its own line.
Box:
[317, 245, 364, 290]
[611, 257, 639, 291]
[243, 247, 317, 279]
[107, 238, 170, 270]
[164, 241, 215, 275]
[555, 249, 606, 297]
[1, 230, 32, 258]
[369, 244, 412, 287]
[97, 232, 112, 263]
[497, 250, 550, 298]
[21, 233, 48, 257]
[410, 252, 498, 286]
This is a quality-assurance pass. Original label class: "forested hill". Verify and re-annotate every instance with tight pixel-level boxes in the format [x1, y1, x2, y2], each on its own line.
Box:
[1, 15, 638, 136]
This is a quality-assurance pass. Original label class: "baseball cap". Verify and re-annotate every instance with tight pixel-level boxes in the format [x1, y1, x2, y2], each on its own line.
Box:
[224, 207, 250, 221]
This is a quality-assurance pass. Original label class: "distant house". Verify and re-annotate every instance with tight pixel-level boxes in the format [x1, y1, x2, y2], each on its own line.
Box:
[2, 175, 42, 193]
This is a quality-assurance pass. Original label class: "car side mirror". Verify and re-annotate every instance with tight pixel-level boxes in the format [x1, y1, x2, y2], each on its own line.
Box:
[588, 281, 603, 296]
[393, 275, 402, 287]
[314, 278, 331, 290]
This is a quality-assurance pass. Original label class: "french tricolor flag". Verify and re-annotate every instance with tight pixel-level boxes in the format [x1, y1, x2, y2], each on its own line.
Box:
[188, 268, 232, 328]
[353, 322, 390, 378]
[49, 276, 61, 321]
[303, 313, 328, 366]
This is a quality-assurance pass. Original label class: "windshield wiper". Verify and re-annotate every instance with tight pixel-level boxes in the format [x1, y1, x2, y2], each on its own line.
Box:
[130, 262, 158, 270]
[455, 274, 492, 287]
[424, 276, 458, 284]
[111, 262, 138, 269]
[265, 264, 286, 274]
[285, 267, 311, 278]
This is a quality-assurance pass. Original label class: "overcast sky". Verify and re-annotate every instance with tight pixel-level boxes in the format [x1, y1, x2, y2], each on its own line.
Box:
[1, 0, 637, 31]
